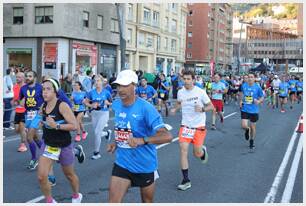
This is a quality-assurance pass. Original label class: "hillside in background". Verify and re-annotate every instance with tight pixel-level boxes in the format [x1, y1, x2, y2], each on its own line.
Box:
[231, 3, 298, 19]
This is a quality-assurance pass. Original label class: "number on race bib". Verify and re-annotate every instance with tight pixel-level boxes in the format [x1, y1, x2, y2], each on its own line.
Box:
[181, 127, 196, 139]
[114, 129, 132, 148]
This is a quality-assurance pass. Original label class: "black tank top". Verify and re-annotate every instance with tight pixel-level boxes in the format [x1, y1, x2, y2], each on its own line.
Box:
[42, 100, 71, 147]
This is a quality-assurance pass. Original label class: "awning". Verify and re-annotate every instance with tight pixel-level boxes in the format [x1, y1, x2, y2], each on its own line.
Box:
[7, 48, 32, 54]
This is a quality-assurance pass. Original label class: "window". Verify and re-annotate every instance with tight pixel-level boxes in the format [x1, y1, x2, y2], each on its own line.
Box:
[83, 11, 89, 27]
[188, 42, 192, 48]
[127, 28, 132, 43]
[153, 11, 159, 27]
[171, 39, 176, 52]
[188, 10, 193, 16]
[187, 53, 192, 58]
[188, 20, 192, 26]
[13, 7, 23, 24]
[164, 37, 168, 50]
[171, 19, 177, 33]
[127, 3, 133, 21]
[157, 35, 161, 50]
[165, 17, 169, 31]
[111, 19, 119, 32]
[97, 15, 103, 30]
[143, 8, 151, 24]
[35, 6, 53, 24]
[138, 32, 145, 46]
[188, 32, 192, 37]
[171, 3, 177, 12]
[147, 34, 153, 48]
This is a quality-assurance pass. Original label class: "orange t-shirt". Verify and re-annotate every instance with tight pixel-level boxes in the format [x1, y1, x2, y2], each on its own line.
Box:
[13, 84, 26, 113]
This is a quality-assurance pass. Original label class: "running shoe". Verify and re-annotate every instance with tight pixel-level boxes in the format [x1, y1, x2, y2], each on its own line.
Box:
[91, 152, 101, 160]
[249, 139, 255, 149]
[290, 106, 293, 109]
[75, 134, 81, 142]
[18, 143, 27, 152]
[201, 145, 208, 164]
[48, 175, 56, 187]
[281, 109, 286, 113]
[75, 145, 85, 163]
[244, 127, 250, 141]
[46, 198, 57, 203]
[27, 159, 38, 170]
[104, 130, 112, 141]
[82, 131, 88, 140]
[177, 180, 191, 191]
[72, 193, 83, 203]
[220, 115, 224, 123]
[211, 125, 216, 130]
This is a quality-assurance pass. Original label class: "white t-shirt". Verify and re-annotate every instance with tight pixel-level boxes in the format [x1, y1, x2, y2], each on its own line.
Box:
[177, 86, 211, 128]
[272, 79, 281, 89]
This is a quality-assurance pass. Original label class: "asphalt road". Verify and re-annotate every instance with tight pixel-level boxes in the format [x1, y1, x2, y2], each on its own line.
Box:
[3, 102, 303, 203]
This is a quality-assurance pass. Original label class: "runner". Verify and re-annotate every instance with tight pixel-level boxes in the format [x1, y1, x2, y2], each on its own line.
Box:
[37, 78, 82, 203]
[13, 72, 27, 152]
[240, 73, 264, 149]
[278, 75, 290, 113]
[136, 77, 157, 104]
[211, 73, 227, 130]
[84, 75, 112, 160]
[107, 70, 172, 203]
[19, 71, 44, 170]
[170, 69, 214, 191]
[271, 75, 281, 109]
[296, 77, 303, 104]
[288, 75, 298, 109]
[157, 73, 171, 116]
[71, 81, 87, 142]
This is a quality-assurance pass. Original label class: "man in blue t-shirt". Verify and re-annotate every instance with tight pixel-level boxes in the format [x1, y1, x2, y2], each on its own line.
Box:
[240, 73, 264, 149]
[136, 77, 157, 104]
[107, 70, 172, 203]
[296, 77, 303, 104]
[278, 75, 290, 113]
[288, 75, 298, 109]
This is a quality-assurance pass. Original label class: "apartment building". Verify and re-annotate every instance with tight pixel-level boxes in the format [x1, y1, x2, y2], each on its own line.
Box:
[3, 3, 120, 80]
[125, 3, 188, 74]
[185, 3, 233, 74]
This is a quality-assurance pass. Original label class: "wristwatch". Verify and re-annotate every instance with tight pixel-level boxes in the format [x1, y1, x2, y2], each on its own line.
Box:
[143, 136, 150, 145]
[56, 123, 60, 130]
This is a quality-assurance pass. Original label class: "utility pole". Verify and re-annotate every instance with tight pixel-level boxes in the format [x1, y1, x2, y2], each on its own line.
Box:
[116, 3, 126, 70]
[237, 21, 243, 74]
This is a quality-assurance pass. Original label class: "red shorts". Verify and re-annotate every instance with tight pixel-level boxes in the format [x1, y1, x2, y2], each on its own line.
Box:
[212, 99, 223, 112]
[178, 125, 206, 146]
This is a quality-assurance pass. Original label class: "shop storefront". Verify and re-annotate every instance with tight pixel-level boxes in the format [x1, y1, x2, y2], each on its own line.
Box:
[7, 48, 32, 68]
[72, 41, 97, 74]
[99, 44, 117, 78]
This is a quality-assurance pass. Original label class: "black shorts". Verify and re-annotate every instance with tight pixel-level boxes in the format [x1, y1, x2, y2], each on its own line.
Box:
[289, 91, 296, 96]
[297, 91, 303, 95]
[279, 96, 287, 100]
[158, 93, 169, 101]
[14, 112, 25, 124]
[241, 111, 259, 123]
[112, 163, 159, 188]
[232, 89, 239, 94]
[74, 111, 86, 116]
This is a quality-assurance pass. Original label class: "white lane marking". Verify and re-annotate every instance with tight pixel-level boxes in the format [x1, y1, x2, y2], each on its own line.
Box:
[264, 117, 301, 203]
[281, 133, 303, 203]
[24, 112, 237, 203]
[26, 196, 44, 203]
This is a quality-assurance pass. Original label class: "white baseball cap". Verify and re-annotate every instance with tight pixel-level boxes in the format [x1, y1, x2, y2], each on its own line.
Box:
[274, 75, 278, 78]
[112, 70, 138, 86]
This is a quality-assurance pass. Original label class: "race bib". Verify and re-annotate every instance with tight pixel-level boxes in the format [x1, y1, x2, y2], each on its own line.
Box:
[73, 104, 80, 111]
[160, 93, 165, 98]
[279, 89, 285, 95]
[43, 145, 61, 160]
[114, 129, 132, 148]
[26, 111, 37, 120]
[245, 96, 253, 104]
[291, 84, 295, 88]
[297, 87, 302, 91]
[181, 127, 196, 139]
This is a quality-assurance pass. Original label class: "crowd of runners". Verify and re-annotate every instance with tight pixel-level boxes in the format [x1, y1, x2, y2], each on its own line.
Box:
[3, 67, 303, 203]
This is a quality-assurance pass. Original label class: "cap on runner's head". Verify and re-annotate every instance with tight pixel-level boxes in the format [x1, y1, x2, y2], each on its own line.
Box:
[112, 70, 138, 86]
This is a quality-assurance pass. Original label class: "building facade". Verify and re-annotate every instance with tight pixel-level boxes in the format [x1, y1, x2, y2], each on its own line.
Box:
[125, 3, 188, 75]
[185, 3, 233, 74]
[3, 3, 120, 80]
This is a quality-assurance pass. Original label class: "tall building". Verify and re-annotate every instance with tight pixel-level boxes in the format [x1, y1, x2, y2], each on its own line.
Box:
[185, 3, 233, 74]
[297, 3, 303, 37]
[3, 3, 119, 80]
[125, 3, 188, 74]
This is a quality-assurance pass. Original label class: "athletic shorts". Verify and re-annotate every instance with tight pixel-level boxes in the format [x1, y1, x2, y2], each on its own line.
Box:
[178, 125, 206, 146]
[241, 111, 259, 123]
[111, 163, 159, 187]
[25, 112, 42, 129]
[39, 142, 75, 166]
[212, 99, 224, 112]
[289, 91, 296, 96]
[279, 96, 287, 100]
[14, 112, 25, 124]
[297, 91, 303, 95]
[74, 111, 86, 117]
